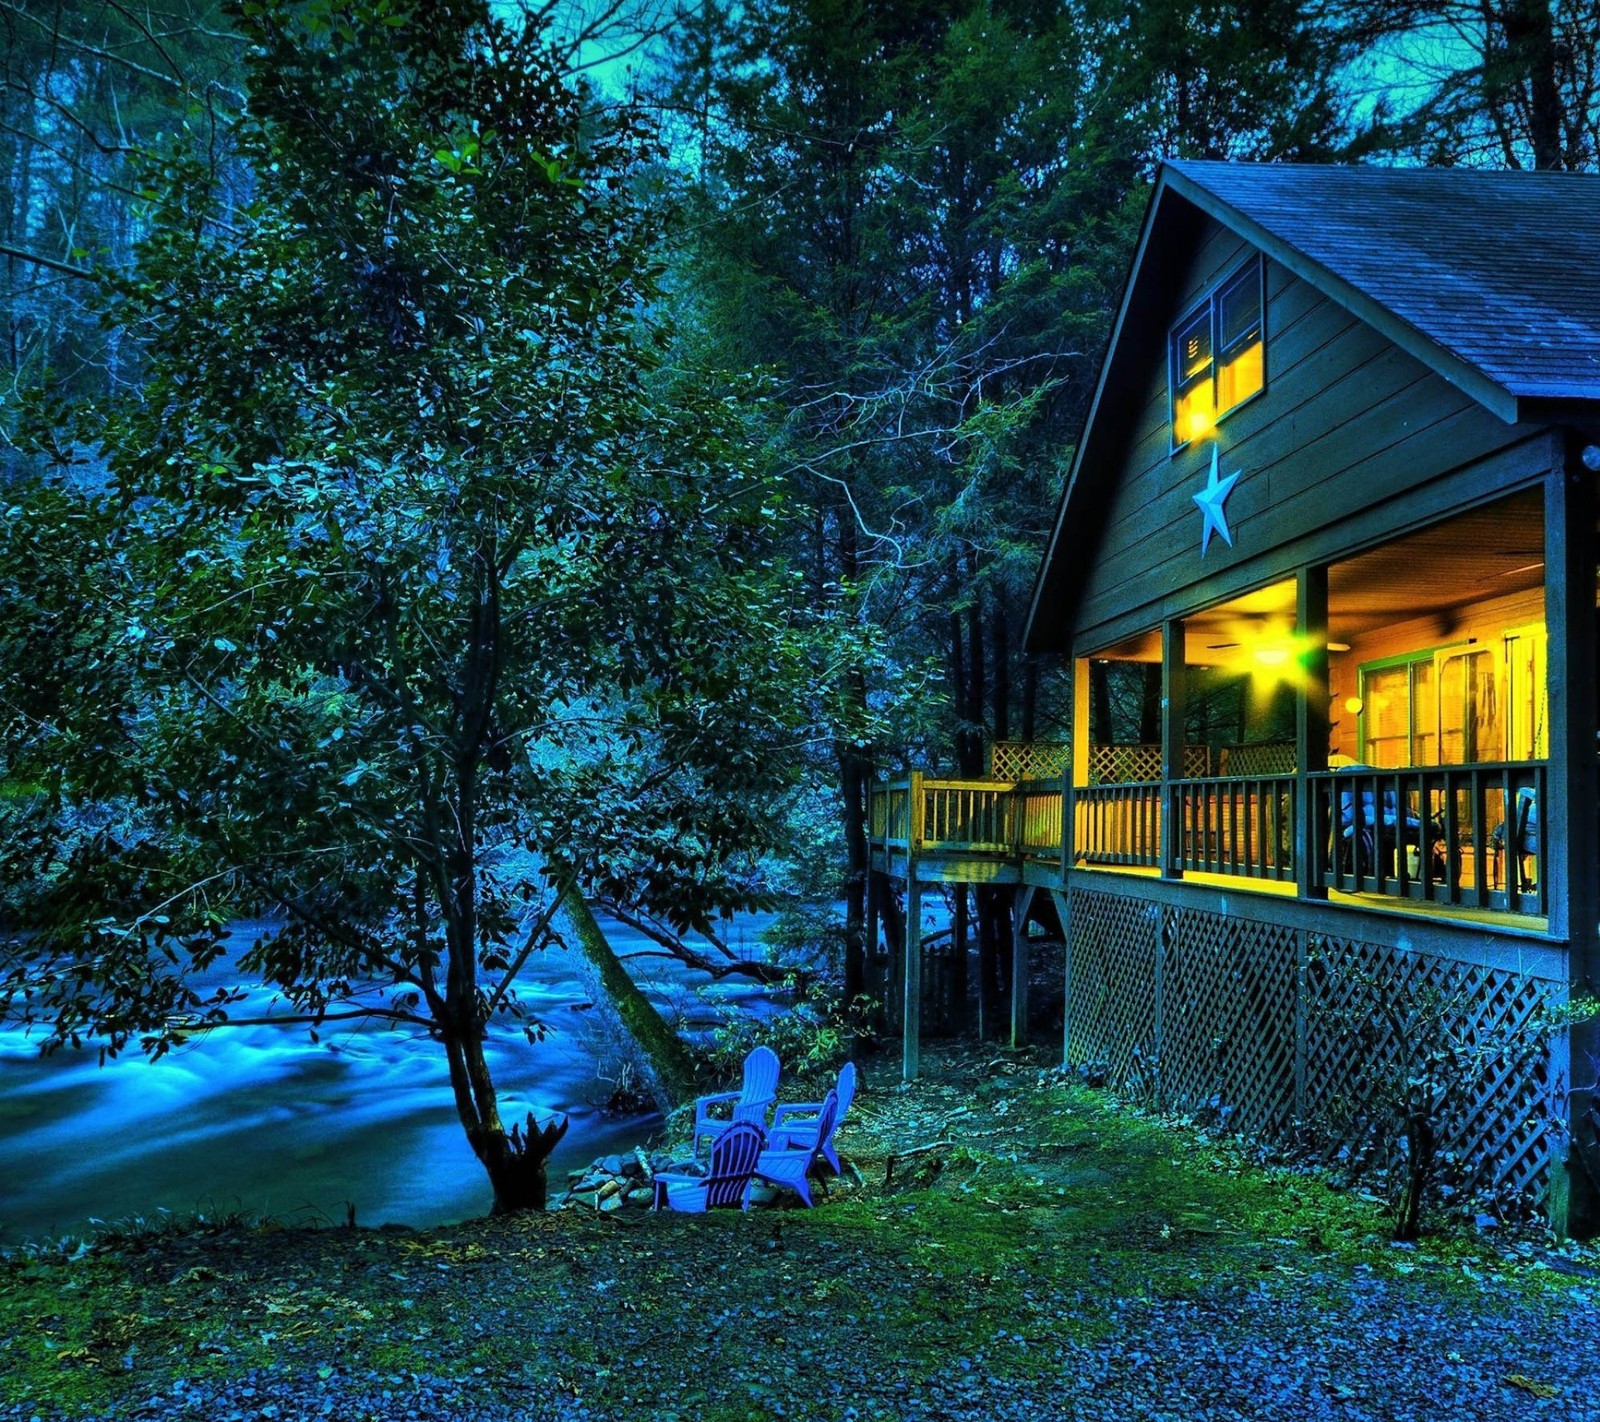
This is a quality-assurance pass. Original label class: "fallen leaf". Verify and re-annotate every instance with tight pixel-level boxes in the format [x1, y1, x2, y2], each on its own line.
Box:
[1505, 1374, 1559, 1399]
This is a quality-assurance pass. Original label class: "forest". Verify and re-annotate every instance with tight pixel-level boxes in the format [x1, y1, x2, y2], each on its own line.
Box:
[3, 3, 1600, 1418]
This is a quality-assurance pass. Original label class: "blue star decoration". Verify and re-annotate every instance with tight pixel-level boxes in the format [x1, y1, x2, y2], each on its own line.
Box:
[1192, 444, 1241, 556]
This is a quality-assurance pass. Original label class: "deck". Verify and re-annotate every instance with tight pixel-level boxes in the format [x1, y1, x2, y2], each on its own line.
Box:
[868, 760, 1551, 1080]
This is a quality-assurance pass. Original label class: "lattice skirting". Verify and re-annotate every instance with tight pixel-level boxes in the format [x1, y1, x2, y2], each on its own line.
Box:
[1066, 886, 1565, 1213]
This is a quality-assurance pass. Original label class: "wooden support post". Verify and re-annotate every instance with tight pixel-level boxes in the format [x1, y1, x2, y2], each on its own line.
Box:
[1160, 619, 1186, 879]
[903, 876, 923, 1082]
[865, 865, 881, 1029]
[1070, 656, 1090, 886]
[1010, 886, 1035, 1048]
[952, 884, 969, 1036]
[1546, 443, 1600, 1235]
[1051, 888, 1073, 1066]
[1297, 564, 1331, 901]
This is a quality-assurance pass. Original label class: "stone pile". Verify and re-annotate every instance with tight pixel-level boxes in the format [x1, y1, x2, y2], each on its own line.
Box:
[559, 1146, 671, 1212]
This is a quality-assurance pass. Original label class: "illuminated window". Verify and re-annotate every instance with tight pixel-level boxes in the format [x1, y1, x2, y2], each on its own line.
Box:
[1358, 645, 1508, 768]
[1169, 256, 1264, 449]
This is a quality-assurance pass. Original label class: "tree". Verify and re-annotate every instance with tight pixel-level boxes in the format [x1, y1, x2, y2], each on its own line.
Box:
[0, 0, 839, 1213]
[655, 0, 1363, 1033]
[1321, 0, 1600, 170]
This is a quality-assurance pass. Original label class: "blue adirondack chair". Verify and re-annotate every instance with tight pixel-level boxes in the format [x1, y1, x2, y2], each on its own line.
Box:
[652, 1121, 766, 1213]
[693, 1045, 779, 1154]
[754, 1090, 838, 1208]
[769, 1061, 856, 1174]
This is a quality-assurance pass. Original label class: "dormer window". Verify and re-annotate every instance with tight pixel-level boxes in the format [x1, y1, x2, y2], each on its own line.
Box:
[1170, 256, 1264, 449]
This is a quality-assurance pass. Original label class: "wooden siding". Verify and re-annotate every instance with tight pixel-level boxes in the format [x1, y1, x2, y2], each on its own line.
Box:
[1071, 216, 1528, 648]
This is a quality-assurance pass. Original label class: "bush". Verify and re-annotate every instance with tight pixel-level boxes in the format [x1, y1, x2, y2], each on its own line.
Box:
[705, 977, 855, 1083]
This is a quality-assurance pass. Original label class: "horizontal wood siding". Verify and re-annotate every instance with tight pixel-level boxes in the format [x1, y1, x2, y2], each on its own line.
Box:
[1073, 216, 1526, 645]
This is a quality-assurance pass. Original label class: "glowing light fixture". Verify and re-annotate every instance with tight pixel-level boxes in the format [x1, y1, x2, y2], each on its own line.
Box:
[1327, 641, 1351, 653]
[1344, 696, 1364, 715]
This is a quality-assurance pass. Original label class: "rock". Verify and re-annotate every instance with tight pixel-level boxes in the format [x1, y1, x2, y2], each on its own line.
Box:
[601, 1155, 625, 1175]
[599, 1193, 624, 1213]
[597, 1179, 623, 1202]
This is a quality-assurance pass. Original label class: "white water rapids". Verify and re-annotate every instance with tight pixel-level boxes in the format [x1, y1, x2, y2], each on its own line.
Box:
[0, 914, 779, 1243]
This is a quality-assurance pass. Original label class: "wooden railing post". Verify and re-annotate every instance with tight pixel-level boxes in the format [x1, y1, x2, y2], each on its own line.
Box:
[1546, 442, 1600, 1235]
[1060, 764, 1074, 888]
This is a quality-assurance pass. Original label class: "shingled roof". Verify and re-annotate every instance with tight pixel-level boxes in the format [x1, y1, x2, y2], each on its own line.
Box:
[1023, 160, 1600, 653]
[1164, 160, 1600, 409]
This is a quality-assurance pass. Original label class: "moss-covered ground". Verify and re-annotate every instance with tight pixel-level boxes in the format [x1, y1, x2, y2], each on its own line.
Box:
[3, 1044, 1597, 1421]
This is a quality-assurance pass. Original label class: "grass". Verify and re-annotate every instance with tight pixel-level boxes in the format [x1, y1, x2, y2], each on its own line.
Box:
[1, 1044, 1591, 1420]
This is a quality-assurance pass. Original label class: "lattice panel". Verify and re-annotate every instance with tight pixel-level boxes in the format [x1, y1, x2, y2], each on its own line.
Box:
[1067, 889, 1159, 1085]
[989, 741, 1070, 782]
[1089, 743, 1212, 784]
[1304, 936, 1561, 1207]
[1218, 741, 1297, 777]
[1160, 908, 1299, 1136]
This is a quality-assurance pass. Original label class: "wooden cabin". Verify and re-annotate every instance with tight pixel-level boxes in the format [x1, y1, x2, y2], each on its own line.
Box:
[870, 160, 1600, 1232]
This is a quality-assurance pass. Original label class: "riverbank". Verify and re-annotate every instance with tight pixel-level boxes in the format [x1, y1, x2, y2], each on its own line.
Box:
[4, 1042, 1597, 1422]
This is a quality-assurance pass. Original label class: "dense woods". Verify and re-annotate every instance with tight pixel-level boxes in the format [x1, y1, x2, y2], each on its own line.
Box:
[3, 0, 1600, 1210]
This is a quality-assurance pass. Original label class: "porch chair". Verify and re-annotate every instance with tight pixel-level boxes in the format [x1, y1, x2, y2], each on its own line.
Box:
[754, 1090, 839, 1208]
[1335, 766, 1443, 880]
[768, 1061, 856, 1174]
[692, 1045, 779, 1154]
[1491, 786, 1539, 893]
[652, 1120, 766, 1213]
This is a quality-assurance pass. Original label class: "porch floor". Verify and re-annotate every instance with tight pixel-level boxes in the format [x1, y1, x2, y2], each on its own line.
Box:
[1075, 862, 1551, 935]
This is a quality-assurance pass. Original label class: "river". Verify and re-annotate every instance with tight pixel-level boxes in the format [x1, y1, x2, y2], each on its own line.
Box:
[0, 915, 780, 1245]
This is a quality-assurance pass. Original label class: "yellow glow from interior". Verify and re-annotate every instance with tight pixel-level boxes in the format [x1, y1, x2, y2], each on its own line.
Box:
[1253, 645, 1290, 667]
[1218, 341, 1263, 413]
[1175, 386, 1215, 443]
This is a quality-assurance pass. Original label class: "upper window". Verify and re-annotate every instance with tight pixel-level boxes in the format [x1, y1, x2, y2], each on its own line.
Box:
[1169, 257, 1264, 449]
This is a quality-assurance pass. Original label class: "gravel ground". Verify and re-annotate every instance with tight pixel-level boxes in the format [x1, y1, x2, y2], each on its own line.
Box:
[4, 1044, 1598, 1422]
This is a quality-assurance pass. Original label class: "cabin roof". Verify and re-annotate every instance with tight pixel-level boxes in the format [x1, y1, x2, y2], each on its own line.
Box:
[1024, 160, 1600, 655]
[1166, 160, 1600, 406]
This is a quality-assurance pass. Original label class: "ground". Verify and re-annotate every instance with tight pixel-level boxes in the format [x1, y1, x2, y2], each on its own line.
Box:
[3, 1043, 1598, 1422]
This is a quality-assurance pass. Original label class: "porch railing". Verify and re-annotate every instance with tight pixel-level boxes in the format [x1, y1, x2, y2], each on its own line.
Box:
[1073, 781, 1161, 869]
[1173, 775, 1297, 881]
[868, 758, 1547, 918]
[1310, 761, 1546, 915]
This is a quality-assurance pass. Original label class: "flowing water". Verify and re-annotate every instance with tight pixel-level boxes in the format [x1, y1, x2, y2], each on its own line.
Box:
[0, 915, 778, 1244]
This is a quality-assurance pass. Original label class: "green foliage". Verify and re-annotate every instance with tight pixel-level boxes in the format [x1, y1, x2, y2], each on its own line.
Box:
[0, 0, 856, 1200]
[706, 978, 857, 1083]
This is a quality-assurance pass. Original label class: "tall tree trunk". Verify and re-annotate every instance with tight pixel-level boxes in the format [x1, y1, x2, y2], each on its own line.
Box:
[962, 560, 985, 776]
[1502, 0, 1564, 168]
[1021, 655, 1038, 744]
[444, 1028, 570, 1213]
[563, 887, 698, 1109]
[992, 597, 1011, 746]
[836, 507, 869, 1015]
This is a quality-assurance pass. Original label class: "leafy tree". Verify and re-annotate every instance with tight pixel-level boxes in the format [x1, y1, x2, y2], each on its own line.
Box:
[1, 0, 839, 1212]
